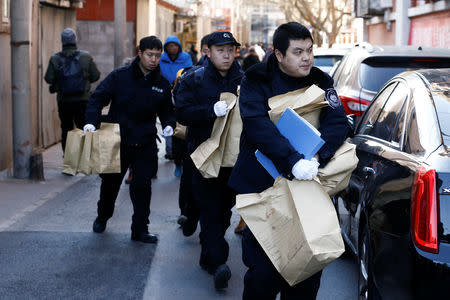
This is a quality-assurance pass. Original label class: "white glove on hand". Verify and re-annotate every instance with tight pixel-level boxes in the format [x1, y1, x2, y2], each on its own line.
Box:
[213, 100, 228, 117]
[83, 124, 96, 133]
[291, 158, 320, 181]
[162, 125, 174, 137]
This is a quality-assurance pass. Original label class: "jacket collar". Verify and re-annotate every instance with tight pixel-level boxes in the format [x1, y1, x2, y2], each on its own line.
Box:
[131, 56, 162, 82]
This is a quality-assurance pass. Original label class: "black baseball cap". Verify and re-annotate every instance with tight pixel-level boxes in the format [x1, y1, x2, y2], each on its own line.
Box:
[207, 31, 241, 48]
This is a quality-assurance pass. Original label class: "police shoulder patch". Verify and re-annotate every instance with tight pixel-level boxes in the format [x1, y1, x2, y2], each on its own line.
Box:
[325, 88, 341, 109]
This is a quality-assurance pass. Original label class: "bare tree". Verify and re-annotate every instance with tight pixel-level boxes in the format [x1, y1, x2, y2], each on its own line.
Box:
[274, 0, 351, 48]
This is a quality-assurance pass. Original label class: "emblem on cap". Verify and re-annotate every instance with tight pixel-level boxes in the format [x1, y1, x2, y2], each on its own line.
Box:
[325, 88, 341, 109]
[223, 33, 231, 38]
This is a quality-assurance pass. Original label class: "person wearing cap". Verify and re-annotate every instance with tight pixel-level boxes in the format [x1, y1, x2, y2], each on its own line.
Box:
[228, 22, 349, 299]
[83, 36, 176, 244]
[175, 31, 243, 290]
[44, 28, 100, 152]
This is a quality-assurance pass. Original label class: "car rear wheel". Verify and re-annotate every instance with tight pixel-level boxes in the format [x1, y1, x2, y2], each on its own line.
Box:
[358, 225, 376, 300]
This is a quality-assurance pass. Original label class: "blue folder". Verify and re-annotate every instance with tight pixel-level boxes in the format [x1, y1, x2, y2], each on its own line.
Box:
[255, 108, 325, 179]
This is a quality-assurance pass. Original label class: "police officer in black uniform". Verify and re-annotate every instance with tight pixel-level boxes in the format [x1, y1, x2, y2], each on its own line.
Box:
[228, 22, 349, 299]
[84, 36, 175, 244]
[175, 31, 243, 290]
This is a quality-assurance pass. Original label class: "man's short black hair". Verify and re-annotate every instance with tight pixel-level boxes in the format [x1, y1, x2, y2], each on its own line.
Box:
[273, 22, 313, 56]
[201, 34, 211, 47]
[139, 36, 163, 51]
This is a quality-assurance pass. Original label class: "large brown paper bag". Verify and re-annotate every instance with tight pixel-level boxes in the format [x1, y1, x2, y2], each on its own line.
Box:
[78, 131, 94, 175]
[268, 85, 329, 124]
[221, 96, 242, 167]
[62, 129, 85, 175]
[236, 177, 345, 286]
[190, 93, 237, 178]
[318, 141, 358, 196]
[91, 123, 121, 174]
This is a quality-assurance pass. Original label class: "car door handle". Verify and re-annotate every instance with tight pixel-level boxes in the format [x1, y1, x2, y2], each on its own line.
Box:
[363, 166, 375, 176]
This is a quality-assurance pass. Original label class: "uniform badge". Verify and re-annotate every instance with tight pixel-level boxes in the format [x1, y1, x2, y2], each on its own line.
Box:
[325, 88, 341, 109]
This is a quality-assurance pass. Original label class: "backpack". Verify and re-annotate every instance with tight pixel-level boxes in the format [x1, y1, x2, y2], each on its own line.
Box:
[57, 51, 86, 96]
[172, 65, 204, 103]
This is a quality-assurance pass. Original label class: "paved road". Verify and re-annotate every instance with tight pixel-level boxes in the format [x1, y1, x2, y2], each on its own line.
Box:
[0, 145, 358, 299]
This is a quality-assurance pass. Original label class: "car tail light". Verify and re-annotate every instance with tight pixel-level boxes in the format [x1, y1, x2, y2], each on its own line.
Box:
[411, 167, 439, 254]
[339, 96, 370, 116]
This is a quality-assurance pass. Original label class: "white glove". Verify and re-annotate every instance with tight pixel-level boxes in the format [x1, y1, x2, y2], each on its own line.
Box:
[162, 125, 174, 137]
[291, 158, 320, 181]
[83, 124, 96, 133]
[213, 100, 228, 117]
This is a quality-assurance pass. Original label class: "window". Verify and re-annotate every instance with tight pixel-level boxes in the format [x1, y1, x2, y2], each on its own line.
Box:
[0, 0, 9, 33]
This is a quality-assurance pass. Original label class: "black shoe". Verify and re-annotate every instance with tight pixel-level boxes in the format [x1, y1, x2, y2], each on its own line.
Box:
[177, 215, 188, 226]
[182, 218, 198, 237]
[131, 232, 158, 244]
[214, 264, 231, 290]
[93, 218, 107, 233]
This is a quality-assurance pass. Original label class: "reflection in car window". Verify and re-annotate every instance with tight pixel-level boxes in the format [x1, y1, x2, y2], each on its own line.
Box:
[433, 92, 450, 146]
[359, 64, 408, 92]
[358, 83, 397, 136]
[373, 82, 408, 144]
[404, 107, 425, 155]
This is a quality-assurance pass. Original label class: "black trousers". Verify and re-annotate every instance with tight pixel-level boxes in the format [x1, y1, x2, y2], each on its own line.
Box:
[192, 166, 236, 271]
[178, 155, 198, 221]
[96, 144, 158, 234]
[57, 100, 87, 152]
[172, 136, 187, 166]
[242, 227, 322, 300]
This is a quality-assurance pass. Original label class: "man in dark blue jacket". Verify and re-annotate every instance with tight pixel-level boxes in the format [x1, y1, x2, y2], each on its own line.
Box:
[84, 36, 175, 244]
[176, 31, 243, 290]
[228, 22, 349, 299]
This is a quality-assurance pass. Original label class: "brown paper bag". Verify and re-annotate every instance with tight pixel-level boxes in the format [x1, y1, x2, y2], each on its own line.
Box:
[236, 177, 345, 286]
[190, 93, 237, 178]
[91, 123, 121, 174]
[268, 85, 329, 124]
[78, 131, 94, 175]
[77, 123, 121, 175]
[221, 96, 242, 167]
[62, 129, 85, 175]
[318, 141, 358, 196]
[173, 122, 187, 140]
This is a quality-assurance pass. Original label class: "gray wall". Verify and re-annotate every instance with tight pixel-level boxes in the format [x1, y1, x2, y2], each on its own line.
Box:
[0, 34, 13, 178]
[76, 20, 136, 89]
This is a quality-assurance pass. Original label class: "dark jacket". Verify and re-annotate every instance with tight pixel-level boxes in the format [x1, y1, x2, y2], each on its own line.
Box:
[175, 58, 244, 152]
[85, 57, 175, 149]
[44, 45, 100, 102]
[228, 54, 349, 194]
[242, 54, 260, 71]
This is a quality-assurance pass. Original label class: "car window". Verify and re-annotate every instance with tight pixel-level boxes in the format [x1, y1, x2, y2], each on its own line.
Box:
[359, 64, 408, 92]
[432, 92, 450, 146]
[404, 106, 426, 155]
[372, 82, 409, 144]
[358, 83, 397, 136]
[314, 56, 343, 67]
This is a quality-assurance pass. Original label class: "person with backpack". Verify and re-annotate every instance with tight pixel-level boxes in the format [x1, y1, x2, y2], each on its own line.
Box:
[175, 31, 243, 290]
[44, 28, 100, 152]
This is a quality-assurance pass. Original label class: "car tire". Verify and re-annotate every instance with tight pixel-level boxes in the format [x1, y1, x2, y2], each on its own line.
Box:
[358, 224, 378, 300]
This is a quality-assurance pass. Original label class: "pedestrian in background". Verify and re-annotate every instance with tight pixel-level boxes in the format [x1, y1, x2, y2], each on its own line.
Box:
[84, 36, 175, 244]
[160, 35, 193, 161]
[188, 44, 199, 65]
[44, 28, 100, 152]
[197, 33, 211, 66]
[242, 47, 260, 71]
[228, 22, 349, 299]
[176, 31, 243, 290]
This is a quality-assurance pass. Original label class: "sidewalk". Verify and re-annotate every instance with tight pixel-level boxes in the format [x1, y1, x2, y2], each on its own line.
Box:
[0, 143, 84, 231]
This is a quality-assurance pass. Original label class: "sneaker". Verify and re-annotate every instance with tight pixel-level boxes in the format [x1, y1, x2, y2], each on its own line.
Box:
[234, 217, 246, 234]
[174, 165, 182, 177]
[213, 264, 231, 290]
[93, 218, 107, 233]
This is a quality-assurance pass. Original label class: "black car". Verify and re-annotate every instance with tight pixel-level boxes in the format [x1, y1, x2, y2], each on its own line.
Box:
[334, 69, 450, 299]
[331, 43, 450, 116]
